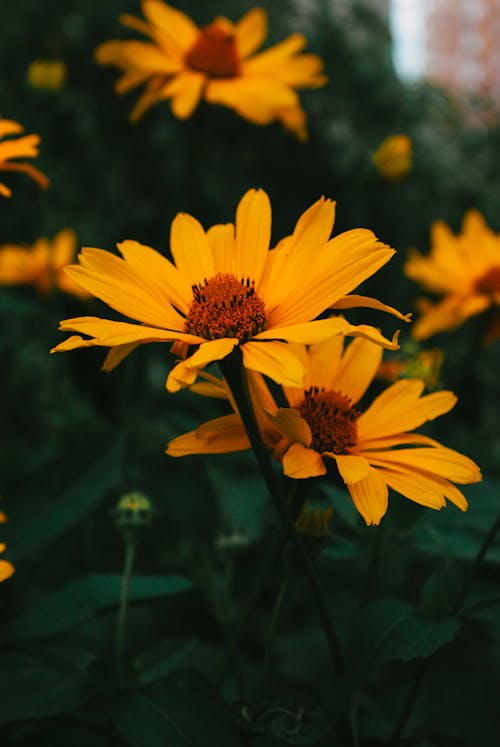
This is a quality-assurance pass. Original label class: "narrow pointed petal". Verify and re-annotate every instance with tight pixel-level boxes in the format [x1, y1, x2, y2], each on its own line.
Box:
[102, 343, 140, 371]
[234, 189, 271, 284]
[206, 223, 235, 274]
[347, 467, 389, 525]
[366, 446, 482, 484]
[170, 212, 215, 286]
[167, 414, 250, 456]
[236, 7, 267, 58]
[331, 294, 411, 323]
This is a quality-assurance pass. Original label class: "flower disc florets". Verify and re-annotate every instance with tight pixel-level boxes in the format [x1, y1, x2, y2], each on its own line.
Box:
[298, 387, 359, 454]
[184, 22, 240, 78]
[184, 272, 267, 343]
[476, 266, 500, 295]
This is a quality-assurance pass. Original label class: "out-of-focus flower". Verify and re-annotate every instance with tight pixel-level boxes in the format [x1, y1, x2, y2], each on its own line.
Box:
[0, 510, 15, 583]
[167, 337, 481, 526]
[95, 2, 327, 140]
[373, 134, 412, 182]
[296, 503, 333, 538]
[0, 229, 89, 299]
[27, 59, 67, 91]
[405, 210, 500, 341]
[376, 343, 444, 390]
[51, 188, 408, 390]
[0, 118, 49, 198]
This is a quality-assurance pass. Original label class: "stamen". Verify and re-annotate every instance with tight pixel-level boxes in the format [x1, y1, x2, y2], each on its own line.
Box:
[184, 22, 240, 78]
[475, 266, 500, 295]
[184, 272, 266, 342]
[298, 389, 359, 454]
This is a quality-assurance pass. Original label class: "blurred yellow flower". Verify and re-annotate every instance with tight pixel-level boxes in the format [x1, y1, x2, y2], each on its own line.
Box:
[0, 511, 14, 583]
[51, 188, 408, 390]
[296, 504, 333, 538]
[405, 210, 500, 340]
[95, 2, 327, 140]
[27, 59, 67, 91]
[0, 229, 89, 298]
[168, 337, 481, 526]
[0, 118, 49, 198]
[373, 134, 412, 182]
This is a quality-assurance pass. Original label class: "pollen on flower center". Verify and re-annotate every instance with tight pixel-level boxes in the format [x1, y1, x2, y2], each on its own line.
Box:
[184, 22, 240, 78]
[298, 387, 359, 454]
[184, 272, 267, 343]
[475, 266, 500, 295]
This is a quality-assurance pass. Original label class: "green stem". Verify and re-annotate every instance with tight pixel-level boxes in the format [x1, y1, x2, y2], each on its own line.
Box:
[115, 538, 137, 687]
[389, 659, 427, 746]
[219, 350, 343, 673]
[453, 512, 500, 615]
[263, 567, 292, 685]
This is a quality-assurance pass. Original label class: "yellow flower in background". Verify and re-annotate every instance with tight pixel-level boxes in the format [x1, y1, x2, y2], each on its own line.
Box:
[405, 210, 500, 340]
[27, 59, 67, 91]
[373, 134, 412, 182]
[0, 118, 49, 198]
[95, 2, 327, 140]
[51, 188, 408, 390]
[0, 229, 89, 299]
[168, 337, 481, 526]
[376, 343, 444, 390]
[0, 511, 15, 583]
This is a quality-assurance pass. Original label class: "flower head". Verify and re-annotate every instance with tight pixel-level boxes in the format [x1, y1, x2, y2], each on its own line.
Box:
[167, 336, 481, 526]
[51, 189, 408, 390]
[373, 134, 412, 182]
[27, 59, 67, 91]
[95, 2, 327, 140]
[0, 229, 89, 298]
[405, 210, 500, 340]
[0, 118, 49, 198]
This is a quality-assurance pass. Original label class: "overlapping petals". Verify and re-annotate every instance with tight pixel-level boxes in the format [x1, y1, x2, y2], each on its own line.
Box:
[95, 2, 327, 139]
[52, 189, 406, 390]
[0, 118, 49, 198]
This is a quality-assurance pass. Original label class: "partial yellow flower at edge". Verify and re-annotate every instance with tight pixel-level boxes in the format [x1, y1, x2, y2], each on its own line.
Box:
[51, 188, 408, 391]
[373, 134, 412, 182]
[405, 209, 500, 341]
[0, 510, 14, 582]
[167, 336, 481, 526]
[27, 59, 67, 91]
[0, 118, 49, 198]
[95, 3, 327, 140]
[0, 229, 89, 299]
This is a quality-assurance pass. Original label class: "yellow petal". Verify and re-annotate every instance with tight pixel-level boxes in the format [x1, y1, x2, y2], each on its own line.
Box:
[166, 338, 238, 392]
[358, 381, 457, 441]
[52, 229, 77, 269]
[235, 7, 267, 58]
[347, 467, 388, 525]
[0, 119, 24, 137]
[331, 454, 370, 484]
[307, 335, 344, 392]
[366, 446, 482, 485]
[241, 340, 304, 387]
[0, 559, 15, 583]
[142, 0, 198, 55]
[334, 337, 383, 404]
[375, 465, 468, 512]
[331, 294, 411, 323]
[102, 343, 140, 372]
[282, 443, 326, 478]
[256, 317, 348, 344]
[162, 71, 205, 119]
[170, 212, 215, 286]
[167, 413, 250, 456]
[266, 407, 312, 447]
[206, 223, 236, 274]
[205, 77, 299, 125]
[234, 188, 271, 284]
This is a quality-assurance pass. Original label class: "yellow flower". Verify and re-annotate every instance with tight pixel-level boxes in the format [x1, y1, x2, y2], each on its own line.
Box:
[51, 189, 408, 390]
[27, 59, 67, 91]
[0, 229, 89, 298]
[405, 210, 500, 340]
[95, 2, 327, 140]
[0, 511, 14, 583]
[167, 336, 481, 526]
[373, 134, 412, 182]
[0, 118, 49, 198]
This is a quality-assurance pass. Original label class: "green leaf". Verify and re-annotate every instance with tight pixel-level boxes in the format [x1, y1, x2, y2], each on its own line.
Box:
[111, 691, 190, 747]
[134, 639, 197, 685]
[0, 651, 93, 723]
[0, 574, 193, 644]
[5, 436, 126, 559]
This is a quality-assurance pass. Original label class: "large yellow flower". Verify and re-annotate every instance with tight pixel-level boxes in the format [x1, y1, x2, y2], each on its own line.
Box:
[95, 2, 327, 140]
[167, 336, 481, 525]
[0, 118, 49, 198]
[405, 210, 500, 340]
[51, 189, 408, 391]
[0, 229, 89, 298]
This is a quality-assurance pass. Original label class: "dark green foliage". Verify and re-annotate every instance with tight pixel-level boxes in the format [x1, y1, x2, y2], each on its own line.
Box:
[2, 0, 500, 745]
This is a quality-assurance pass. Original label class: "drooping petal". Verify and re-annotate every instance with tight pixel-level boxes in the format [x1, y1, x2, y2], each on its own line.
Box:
[375, 465, 469, 511]
[347, 467, 389, 525]
[241, 340, 305, 387]
[102, 343, 140, 372]
[167, 413, 250, 455]
[265, 407, 312, 447]
[331, 294, 412, 323]
[170, 212, 215, 285]
[283, 443, 326, 478]
[166, 337, 238, 392]
[330, 453, 370, 484]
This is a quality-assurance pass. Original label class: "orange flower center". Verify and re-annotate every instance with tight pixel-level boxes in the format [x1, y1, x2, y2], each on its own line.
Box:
[475, 266, 500, 295]
[297, 387, 359, 454]
[184, 273, 266, 342]
[184, 22, 240, 78]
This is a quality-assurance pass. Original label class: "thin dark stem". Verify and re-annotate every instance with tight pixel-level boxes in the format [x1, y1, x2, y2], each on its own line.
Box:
[263, 568, 292, 685]
[389, 659, 427, 746]
[453, 512, 500, 615]
[219, 351, 343, 673]
[115, 539, 137, 687]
